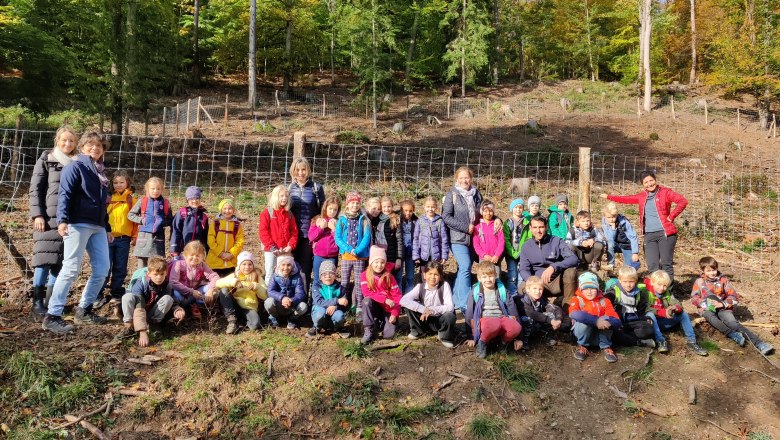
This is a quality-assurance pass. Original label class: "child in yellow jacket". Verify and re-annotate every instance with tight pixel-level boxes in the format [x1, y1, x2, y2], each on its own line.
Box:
[216, 251, 267, 334]
[99, 170, 138, 313]
[207, 199, 245, 276]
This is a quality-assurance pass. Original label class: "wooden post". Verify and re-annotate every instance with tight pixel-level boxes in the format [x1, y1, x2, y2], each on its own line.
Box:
[737, 108, 740, 130]
[144, 109, 149, 136]
[773, 114, 777, 138]
[578, 147, 592, 212]
[322, 94, 326, 117]
[224, 94, 229, 125]
[175, 104, 180, 136]
[601, 94, 605, 118]
[185, 99, 191, 132]
[446, 96, 451, 119]
[704, 100, 708, 125]
[671, 96, 676, 120]
[486, 98, 490, 120]
[123, 112, 129, 136]
[636, 97, 641, 119]
[10, 114, 22, 182]
[196, 97, 202, 126]
[293, 131, 306, 159]
[275, 90, 280, 115]
[406, 95, 410, 119]
[162, 107, 167, 137]
[525, 99, 529, 121]
[365, 96, 369, 119]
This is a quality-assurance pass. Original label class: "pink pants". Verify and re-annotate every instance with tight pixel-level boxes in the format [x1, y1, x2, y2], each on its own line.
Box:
[480, 316, 522, 343]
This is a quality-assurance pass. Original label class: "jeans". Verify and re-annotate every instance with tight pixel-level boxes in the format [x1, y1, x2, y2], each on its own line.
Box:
[47, 224, 110, 317]
[33, 265, 58, 288]
[402, 256, 416, 294]
[701, 309, 761, 345]
[646, 311, 697, 343]
[644, 232, 677, 281]
[312, 255, 337, 288]
[572, 322, 613, 349]
[173, 285, 209, 306]
[450, 244, 473, 312]
[311, 305, 347, 330]
[606, 242, 641, 270]
[105, 235, 131, 293]
[263, 251, 277, 287]
[505, 255, 520, 295]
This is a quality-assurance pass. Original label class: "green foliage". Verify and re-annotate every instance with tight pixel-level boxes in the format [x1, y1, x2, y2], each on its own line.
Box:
[492, 358, 539, 393]
[49, 374, 98, 415]
[747, 432, 774, 440]
[385, 398, 457, 434]
[722, 174, 775, 199]
[341, 341, 371, 359]
[466, 414, 506, 440]
[698, 338, 719, 354]
[5, 351, 58, 404]
[440, 0, 492, 88]
[335, 130, 370, 144]
[742, 238, 766, 254]
[649, 132, 659, 141]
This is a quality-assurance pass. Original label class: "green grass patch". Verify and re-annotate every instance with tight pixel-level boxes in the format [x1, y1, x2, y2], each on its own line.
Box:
[385, 397, 457, 435]
[48, 374, 98, 415]
[626, 364, 654, 387]
[6, 425, 65, 440]
[698, 338, 719, 354]
[254, 120, 276, 133]
[722, 174, 775, 198]
[747, 432, 773, 440]
[247, 328, 301, 351]
[335, 130, 370, 144]
[340, 340, 371, 359]
[492, 358, 539, 393]
[5, 351, 58, 404]
[741, 238, 766, 253]
[466, 414, 506, 440]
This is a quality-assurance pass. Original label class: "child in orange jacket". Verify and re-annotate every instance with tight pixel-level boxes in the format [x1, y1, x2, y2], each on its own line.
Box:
[569, 272, 622, 363]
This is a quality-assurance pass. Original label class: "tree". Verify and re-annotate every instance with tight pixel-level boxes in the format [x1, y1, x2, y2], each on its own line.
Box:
[639, 0, 652, 112]
[249, 0, 257, 107]
[442, 0, 492, 96]
[689, 0, 697, 84]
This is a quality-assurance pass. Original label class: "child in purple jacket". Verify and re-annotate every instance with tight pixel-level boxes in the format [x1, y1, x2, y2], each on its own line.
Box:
[472, 200, 504, 274]
[412, 197, 449, 266]
[308, 196, 340, 288]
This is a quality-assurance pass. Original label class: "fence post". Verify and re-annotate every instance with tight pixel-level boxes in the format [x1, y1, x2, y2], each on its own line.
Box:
[447, 96, 451, 119]
[671, 96, 676, 120]
[406, 95, 410, 119]
[143, 110, 149, 136]
[185, 100, 191, 132]
[123, 111, 130, 136]
[636, 97, 641, 119]
[293, 131, 306, 159]
[737, 108, 740, 130]
[10, 114, 22, 182]
[486, 98, 490, 120]
[322, 94, 326, 117]
[704, 100, 708, 125]
[196, 97, 202, 126]
[275, 90, 280, 115]
[365, 96, 369, 119]
[224, 94, 229, 125]
[162, 107, 167, 137]
[773, 114, 777, 138]
[525, 99, 529, 121]
[578, 147, 592, 212]
[175, 104, 180, 136]
[600, 93, 605, 118]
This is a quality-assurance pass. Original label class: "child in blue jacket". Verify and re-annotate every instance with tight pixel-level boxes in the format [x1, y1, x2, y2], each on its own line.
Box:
[171, 186, 209, 257]
[264, 255, 308, 329]
[335, 191, 372, 315]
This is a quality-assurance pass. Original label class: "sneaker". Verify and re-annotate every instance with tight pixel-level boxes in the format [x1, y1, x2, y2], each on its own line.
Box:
[338, 330, 351, 339]
[225, 319, 238, 335]
[306, 327, 318, 338]
[361, 328, 373, 345]
[574, 345, 589, 361]
[74, 306, 108, 325]
[656, 339, 668, 351]
[408, 331, 420, 340]
[114, 326, 135, 340]
[544, 337, 558, 347]
[603, 347, 618, 363]
[756, 341, 775, 356]
[476, 340, 488, 358]
[728, 332, 746, 347]
[286, 321, 298, 330]
[42, 315, 74, 334]
[687, 341, 709, 356]
[92, 295, 110, 310]
[440, 339, 455, 349]
[268, 316, 279, 328]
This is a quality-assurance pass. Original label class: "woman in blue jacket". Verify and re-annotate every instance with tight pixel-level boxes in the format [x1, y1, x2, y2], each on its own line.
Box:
[288, 157, 326, 287]
[43, 132, 112, 334]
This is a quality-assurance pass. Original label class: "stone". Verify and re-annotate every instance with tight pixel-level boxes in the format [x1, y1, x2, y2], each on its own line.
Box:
[464, 109, 475, 118]
[576, 87, 584, 93]
[714, 153, 727, 162]
[510, 177, 531, 195]
[392, 122, 404, 133]
[560, 98, 571, 110]
[527, 119, 539, 130]
[746, 192, 760, 201]
[687, 158, 703, 167]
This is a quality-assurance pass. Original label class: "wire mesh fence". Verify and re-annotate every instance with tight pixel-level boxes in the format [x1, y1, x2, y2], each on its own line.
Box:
[1, 128, 778, 282]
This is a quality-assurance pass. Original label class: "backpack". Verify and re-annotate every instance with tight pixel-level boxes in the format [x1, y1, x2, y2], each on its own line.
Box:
[554, 211, 576, 240]
[576, 296, 607, 310]
[472, 282, 508, 304]
[128, 266, 149, 292]
[615, 217, 632, 250]
[417, 282, 445, 305]
[140, 196, 171, 217]
[214, 218, 240, 240]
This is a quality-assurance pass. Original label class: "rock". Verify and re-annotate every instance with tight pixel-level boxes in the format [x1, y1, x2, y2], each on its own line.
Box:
[383, 94, 393, 103]
[605, 427, 615, 434]
[695, 98, 708, 108]
[687, 158, 703, 167]
[500, 104, 514, 117]
[369, 148, 395, 162]
[714, 153, 727, 162]
[418, 367, 424, 373]
[509, 177, 531, 195]
[463, 109, 475, 118]
[731, 141, 743, 151]
[576, 87, 584, 94]
[392, 122, 404, 133]
[746, 192, 760, 201]
[527, 119, 539, 130]
[560, 98, 571, 110]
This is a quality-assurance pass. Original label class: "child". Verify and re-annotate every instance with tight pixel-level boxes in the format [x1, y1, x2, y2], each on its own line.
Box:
[548, 194, 574, 240]
[206, 198, 245, 276]
[601, 202, 640, 271]
[365, 197, 382, 239]
[28, 126, 78, 321]
[399, 199, 418, 293]
[465, 261, 522, 358]
[169, 241, 219, 320]
[569, 271, 621, 363]
[604, 266, 656, 349]
[527, 195, 543, 219]
[116, 257, 185, 346]
[412, 196, 449, 267]
[360, 246, 402, 344]
[216, 251, 266, 334]
[265, 254, 308, 329]
[504, 198, 531, 295]
[171, 186, 209, 258]
[566, 210, 606, 272]
[308, 196, 340, 287]
[335, 191, 372, 314]
[472, 200, 504, 274]
[308, 260, 350, 338]
[101, 170, 138, 311]
[692, 257, 774, 355]
[519, 276, 563, 349]
[375, 196, 404, 287]
[259, 185, 298, 286]
[128, 177, 172, 268]
[645, 270, 707, 356]
[400, 261, 456, 348]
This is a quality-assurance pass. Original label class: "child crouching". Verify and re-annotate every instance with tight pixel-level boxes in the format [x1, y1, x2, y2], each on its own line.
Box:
[400, 261, 456, 348]
[216, 251, 267, 334]
[308, 260, 351, 338]
[645, 270, 707, 356]
[264, 254, 308, 329]
[569, 272, 621, 363]
[466, 261, 523, 358]
[169, 241, 219, 320]
[360, 246, 402, 344]
[518, 276, 564, 349]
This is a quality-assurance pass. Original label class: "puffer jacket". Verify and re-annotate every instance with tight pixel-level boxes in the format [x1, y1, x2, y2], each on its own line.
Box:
[374, 213, 403, 262]
[57, 154, 111, 231]
[308, 216, 339, 258]
[568, 289, 622, 328]
[107, 189, 137, 238]
[607, 186, 688, 236]
[442, 186, 483, 246]
[412, 214, 449, 261]
[29, 151, 72, 267]
[288, 178, 325, 238]
[206, 216, 244, 270]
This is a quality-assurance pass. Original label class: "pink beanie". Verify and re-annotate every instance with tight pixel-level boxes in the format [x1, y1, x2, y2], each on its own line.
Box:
[368, 245, 387, 266]
[236, 251, 255, 268]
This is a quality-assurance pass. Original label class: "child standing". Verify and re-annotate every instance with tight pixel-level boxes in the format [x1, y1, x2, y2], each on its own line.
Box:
[171, 186, 209, 258]
[399, 199, 418, 293]
[169, 241, 219, 320]
[365, 197, 382, 239]
[116, 257, 185, 347]
[206, 199, 244, 276]
[412, 197, 449, 267]
[472, 200, 504, 274]
[548, 194, 574, 239]
[504, 198, 531, 295]
[601, 202, 640, 270]
[100, 170, 137, 311]
[308, 260, 350, 338]
[28, 126, 78, 321]
[259, 185, 298, 286]
[692, 257, 774, 355]
[569, 271, 622, 363]
[465, 261, 522, 358]
[128, 177, 172, 268]
[216, 251, 266, 334]
[308, 196, 341, 287]
[264, 254, 308, 329]
[400, 261, 456, 348]
[519, 276, 563, 349]
[604, 266, 656, 348]
[645, 270, 707, 356]
[335, 192, 372, 314]
[567, 210, 606, 272]
[376, 196, 404, 288]
[527, 195, 543, 219]
[360, 246, 402, 344]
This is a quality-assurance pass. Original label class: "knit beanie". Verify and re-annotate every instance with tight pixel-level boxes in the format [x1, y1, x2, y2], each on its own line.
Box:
[527, 195, 541, 207]
[236, 251, 255, 268]
[185, 186, 202, 201]
[218, 198, 235, 213]
[368, 245, 387, 266]
[554, 194, 569, 206]
[509, 199, 525, 212]
[275, 255, 295, 273]
[578, 271, 600, 291]
[346, 191, 362, 205]
[319, 260, 337, 276]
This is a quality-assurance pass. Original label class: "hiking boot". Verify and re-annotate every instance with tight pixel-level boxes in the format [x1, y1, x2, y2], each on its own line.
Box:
[286, 321, 298, 330]
[306, 327, 318, 338]
[74, 306, 108, 325]
[656, 339, 668, 351]
[42, 315, 74, 334]
[603, 347, 618, 363]
[574, 345, 589, 361]
[361, 328, 374, 345]
[476, 340, 488, 358]
[30, 286, 47, 322]
[44, 285, 53, 308]
[225, 317, 238, 335]
[408, 330, 420, 340]
[728, 331, 746, 347]
[268, 315, 279, 328]
[544, 336, 558, 347]
[338, 329, 351, 339]
[687, 341, 708, 356]
[756, 341, 775, 356]
[114, 325, 135, 340]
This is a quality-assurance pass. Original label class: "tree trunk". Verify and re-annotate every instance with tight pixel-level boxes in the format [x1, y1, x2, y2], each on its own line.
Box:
[637, 0, 645, 83]
[519, 36, 524, 80]
[283, 18, 292, 94]
[371, 0, 377, 128]
[689, 0, 697, 84]
[248, 0, 257, 108]
[328, 0, 336, 84]
[461, 0, 466, 97]
[192, 0, 200, 86]
[492, 0, 499, 85]
[585, 0, 594, 81]
[641, 0, 652, 112]
[405, 9, 419, 82]
[110, 1, 124, 139]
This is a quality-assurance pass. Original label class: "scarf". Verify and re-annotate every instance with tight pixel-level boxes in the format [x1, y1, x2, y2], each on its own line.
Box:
[454, 185, 477, 223]
[51, 148, 75, 167]
[94, 160, 109, 188]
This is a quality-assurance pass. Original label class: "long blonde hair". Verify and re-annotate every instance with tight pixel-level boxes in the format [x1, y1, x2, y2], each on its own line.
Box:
[268, 185, 290, 211]
[53, 126, 78, 156]
[365, 265, 393, 292]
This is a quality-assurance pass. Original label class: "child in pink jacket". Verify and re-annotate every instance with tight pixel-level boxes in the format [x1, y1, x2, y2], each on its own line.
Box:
[308, 196, 340, 288]
[169, 241, 220, 319]
[360, 246, 402, 344]
[473, 200, 504, 274]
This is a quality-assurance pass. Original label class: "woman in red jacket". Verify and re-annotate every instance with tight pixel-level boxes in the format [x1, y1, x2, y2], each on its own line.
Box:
[259, 185, 299, 286]
[600, 170, 687, 282]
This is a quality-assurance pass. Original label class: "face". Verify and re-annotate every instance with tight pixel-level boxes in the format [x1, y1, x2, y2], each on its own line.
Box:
[650, 279, 668, 294]
[529, 204, 540, 215]
[381, 200, 393, 216]
[604, 213, 617, 226]
[81, 140, 104, 161]
[57, 132, 77, 155]
[187, 198, 201, 209]
[557, 201, 568, 211]
[526, 283, 544, 301]
[619, 276, 637, 292]
[221, 204, 235, 217]
[326, 203, 339, 218]
[578, 217, 592, 229]
[478, 272, 496, 290]
[294, 165, 309, 183]
[581, 287, 598, 300]
[481, 207, 494, 220]
[512, 205, 523, 218]
[278, 190, 289, 207]
[184, 251, 203, 267]
[642, 175, 658, 192]
[371, 258, 386, 273]
[147, 182, 162, 199]
[148, 270, 166, 285]
[530, 220, 546, 240]
[113, 176, 128, 193]
[456, 170, 472, 190]
[239, 260, 254, 275]
[366, 201, 381, 218]
[320, 270, 336, 285]
[346, 200, 361, 214]
[401, 204, 414, 220]
[278, 262, 293, 277]
[424, 201, 437, 217]
[424, 269, 441, 288]
[703, 267, 718, 279]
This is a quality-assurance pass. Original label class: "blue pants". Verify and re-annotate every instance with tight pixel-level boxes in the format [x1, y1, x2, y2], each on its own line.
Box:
[505, 255, 520, 295]
[311, 305, 346, 330]
[47, 224, 110, 317]
[174, 285, 209, 306]
[573, 322, 613, 350]
[105, 235, 131, 294]
[312, 255, 337, 288]
[33, 266, 58, 288]
[606, 242, 640, 270]
[451, 244, 473, 312]
[402, 256, 416, 294]
[646, 311, 697, 343]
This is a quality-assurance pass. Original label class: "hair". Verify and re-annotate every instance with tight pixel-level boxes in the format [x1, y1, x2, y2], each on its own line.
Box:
[475, 260, 497, 277]
[454, 166, 473, 180]
[289, 157, 312, 179]
[268, 185, 290, 211]
[525, 276, 543, 287]
[147, 256, 167, 275]
[699, 256, 718, 271]
[182, 241, 206, 258]
[237, 264, 263, 283]
[481, 199, 495, 212]
[576, 210, 591, 220]
[319, 196, 341, 219]
[649, 270, 671, 288]
[530, 215, 548, 227]
[423, 196, 438, 208]
[111, 170, 132, 193]
[365, 197, 380, 209]
[422, 261, 444, 280]
[380, 196, 400, 229]
[53, 126, 78, 155]
[640, 170, 656, 182]
[144, 177, 164, 196]
[617, 265, 638, 281]
[603, 202, 619, 216]
[400, 199, 415, 211]
[77, 131, 107, 152]
[365, 263, 393, 292]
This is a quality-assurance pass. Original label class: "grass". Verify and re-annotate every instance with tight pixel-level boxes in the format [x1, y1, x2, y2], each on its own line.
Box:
[741, 238, 766, 253]
[466, 414, 506, 440]
[335, 130, 370, 144]
[626, 364, 654, 387]
[722, 173, 775, 199]
[698, 338, 720, 354]
[385, 398, 457, 435]
[5, 351, 58, 403]
[747, 432, 773, 440]
[6, 426, 64, 440]
[492, 358, 539, 393]
[254, 120, 276, 133]
[340, 340, 371, 359]
[48, 374, 99, 415]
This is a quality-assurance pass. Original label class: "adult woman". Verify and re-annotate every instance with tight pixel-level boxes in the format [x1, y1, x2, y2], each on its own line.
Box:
[288, 157, 326, 286]
[600, 170, 688, 282]
[442, 166, 483, 313]
[42, 132, 113, 334]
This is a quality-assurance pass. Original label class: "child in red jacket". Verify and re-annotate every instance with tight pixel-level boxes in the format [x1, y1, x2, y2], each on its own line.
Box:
[259, 185, 299, 286]
[360, 246, 402, 344]
[569, 272, 622, 363]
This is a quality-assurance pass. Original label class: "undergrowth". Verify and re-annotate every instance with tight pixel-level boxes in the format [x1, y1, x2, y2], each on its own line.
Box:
[492, 357, 539, 393]
[466, 414, 506, 440]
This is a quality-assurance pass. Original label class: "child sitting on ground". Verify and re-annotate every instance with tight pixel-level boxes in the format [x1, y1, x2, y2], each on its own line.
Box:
[473, 199, 504, 274]
[465, 261, 523, 358]
[692, 257, 774, 355]
[548, 194, 574, 240]
[171, 186, 209, 258]
[360, 246, 403, 344]
[604, 266, 656, 349]
[518, 276, 563, 349]
[601, 202, 640, 271]
[566, 210, 606, 272]
[207, 199, 245, 277]
[569, 271, 621, 363]
[308, 260, 350, 338]
[169, 241, 219, 320]
[117, 257, 185, 347]
[216, 251, 266, 334]
[400, 261, 456, 348]
[645, 270, 707, 356]
[264, 254, 308, 329]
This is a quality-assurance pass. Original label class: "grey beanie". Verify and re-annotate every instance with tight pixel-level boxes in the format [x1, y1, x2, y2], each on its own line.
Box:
[554, 194, 569, 205]
[527, 195, 541, 206]
[319, 260, 337, 276]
